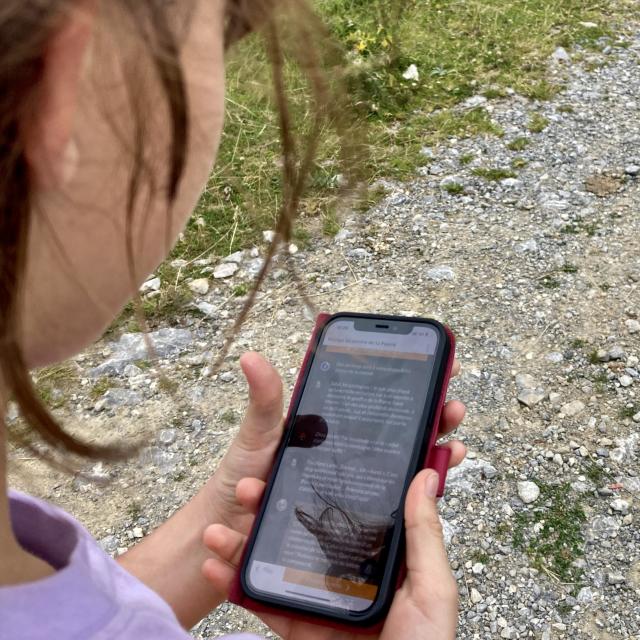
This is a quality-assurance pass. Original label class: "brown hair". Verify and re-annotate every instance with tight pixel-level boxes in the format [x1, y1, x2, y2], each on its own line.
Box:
[0, 0, 356, 466]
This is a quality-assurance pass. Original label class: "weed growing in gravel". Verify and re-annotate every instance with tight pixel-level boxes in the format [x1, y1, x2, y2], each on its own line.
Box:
[513, 482, 586, 586]
[34, 364, 79, 409]
[540, 275, 561, 289]
[232, 283, 249, 297]
[459, 153, 475, 165]
[562, 263, 578, 273]
[507, 137, 530, 151]
[583, 460, 610, 486]
[472, 167, 517, 181]
[443, 182, 465, 195]
[220, 409, 237, 424]
[523, 79, 559, 101]
[592, 370, 609, 393]
[89, 378, 116, 401]
[558, 104, 576, 113]
[127, 501, 142, 520]
[619, 403, 640, 419]
[511, 158, 528, 169]
[528, 112, 550, 133]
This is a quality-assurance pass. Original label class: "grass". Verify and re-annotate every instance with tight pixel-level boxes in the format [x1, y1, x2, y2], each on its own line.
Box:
[34, 364, 80, 409]
[89, 378, 116, 401]
[507, 137, 530, 151]
[513, 482, 586, 586]
[619, 404, 639, 419]
[528, 112, 550, 133]
[472, 167, 517, 181]
[443, 182, 465, 195]
[584, 460, 610, 486]
[172, 0, 628, 262]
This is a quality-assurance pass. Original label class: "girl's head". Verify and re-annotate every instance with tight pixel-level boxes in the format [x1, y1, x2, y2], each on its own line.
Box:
[1, 0, 346, 460]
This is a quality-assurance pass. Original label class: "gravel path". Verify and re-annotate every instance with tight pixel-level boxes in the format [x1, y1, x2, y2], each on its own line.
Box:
[10, 30, 640, 640]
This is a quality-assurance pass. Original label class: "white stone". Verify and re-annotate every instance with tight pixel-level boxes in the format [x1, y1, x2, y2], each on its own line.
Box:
[561, 400, 585, 417]
[619, 375, 633, 387]
[132, 527, 144, 539]
[222, 250, 246, 263]
[402, 64, 419, 81]
[427, 265, 455, 282]
[188, 278, 210, 295]
[470, 588, 483, 604]
[195, 301, 216, 317]
[213, 262, 238, 279]
[610, 499, 630, 514]
[625, 319, 640, 334]
[140, 277, 161, 293]
[552, 46, 571, 63]
[517, 481, 540, 504]
[263, 230, 276, 243]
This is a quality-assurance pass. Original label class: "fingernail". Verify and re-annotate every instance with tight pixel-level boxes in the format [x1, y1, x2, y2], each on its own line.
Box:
[425, 471, 439, 498]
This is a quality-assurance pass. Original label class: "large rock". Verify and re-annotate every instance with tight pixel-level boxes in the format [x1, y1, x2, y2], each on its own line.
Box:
[91, 328, 192, 377]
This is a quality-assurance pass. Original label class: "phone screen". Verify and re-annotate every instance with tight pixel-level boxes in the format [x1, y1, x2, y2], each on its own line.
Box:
[244, 316, 442, 615]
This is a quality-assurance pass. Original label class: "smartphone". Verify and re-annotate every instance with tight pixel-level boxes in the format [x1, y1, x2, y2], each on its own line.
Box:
[239, 312, 453, 627]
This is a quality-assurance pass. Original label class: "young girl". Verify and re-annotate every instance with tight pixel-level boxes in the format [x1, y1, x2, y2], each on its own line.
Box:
[0, 1, 467, 638]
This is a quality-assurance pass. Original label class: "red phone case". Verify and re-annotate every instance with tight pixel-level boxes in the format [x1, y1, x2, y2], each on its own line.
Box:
[228, 313, 456, 633]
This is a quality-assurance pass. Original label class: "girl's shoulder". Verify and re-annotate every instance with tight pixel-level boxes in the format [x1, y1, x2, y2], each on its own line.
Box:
[3, 490, 190, 640]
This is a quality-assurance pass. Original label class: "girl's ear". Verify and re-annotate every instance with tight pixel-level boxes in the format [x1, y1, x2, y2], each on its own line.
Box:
[22, 1, 96, 190]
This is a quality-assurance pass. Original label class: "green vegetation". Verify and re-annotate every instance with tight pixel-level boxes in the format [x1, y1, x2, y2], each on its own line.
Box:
[443, 182, 465, 195]
[528, 112, 550, 133]
[507, 137, 530, 151]
[34, 364, 79, 409]
[459, 153, 475, 165]
[173, 0, 628, 262]
[232, 283, 249, 297]
[584, 460, 610, 486]
[562, 263, 578, 273]
[472, 167, 517, 181]
[619, 403, 640, 419]
[540, 275, 561, 289]
[89, 378, 116, 401]
[513, 482, 586, 585]
[511, 157, 528, 169]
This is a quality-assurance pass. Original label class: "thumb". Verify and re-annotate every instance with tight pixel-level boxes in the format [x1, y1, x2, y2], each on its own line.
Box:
[235, 352, 284, 451]
[403, 470, 458, 607]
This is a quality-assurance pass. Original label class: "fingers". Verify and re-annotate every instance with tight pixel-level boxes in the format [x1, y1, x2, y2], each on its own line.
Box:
[202, 557, 236, 596]
[203, 523, 247, 569]
[441, 440, 467, 468]
[236, 477, 266, 515]
[404, 470, 458, 612]
[438, 399, 466, 436]
[236, 352, 284, 451]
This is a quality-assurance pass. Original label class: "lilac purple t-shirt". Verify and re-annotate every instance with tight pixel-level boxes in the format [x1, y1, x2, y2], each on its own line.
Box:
[0, 490, 260, 640]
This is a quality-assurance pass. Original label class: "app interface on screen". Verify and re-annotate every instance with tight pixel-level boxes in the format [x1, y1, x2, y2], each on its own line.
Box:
[246, 319, 439, 613]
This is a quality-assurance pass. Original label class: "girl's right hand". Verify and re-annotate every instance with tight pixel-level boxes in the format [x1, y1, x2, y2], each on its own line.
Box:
[202, 468, 458, 640]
